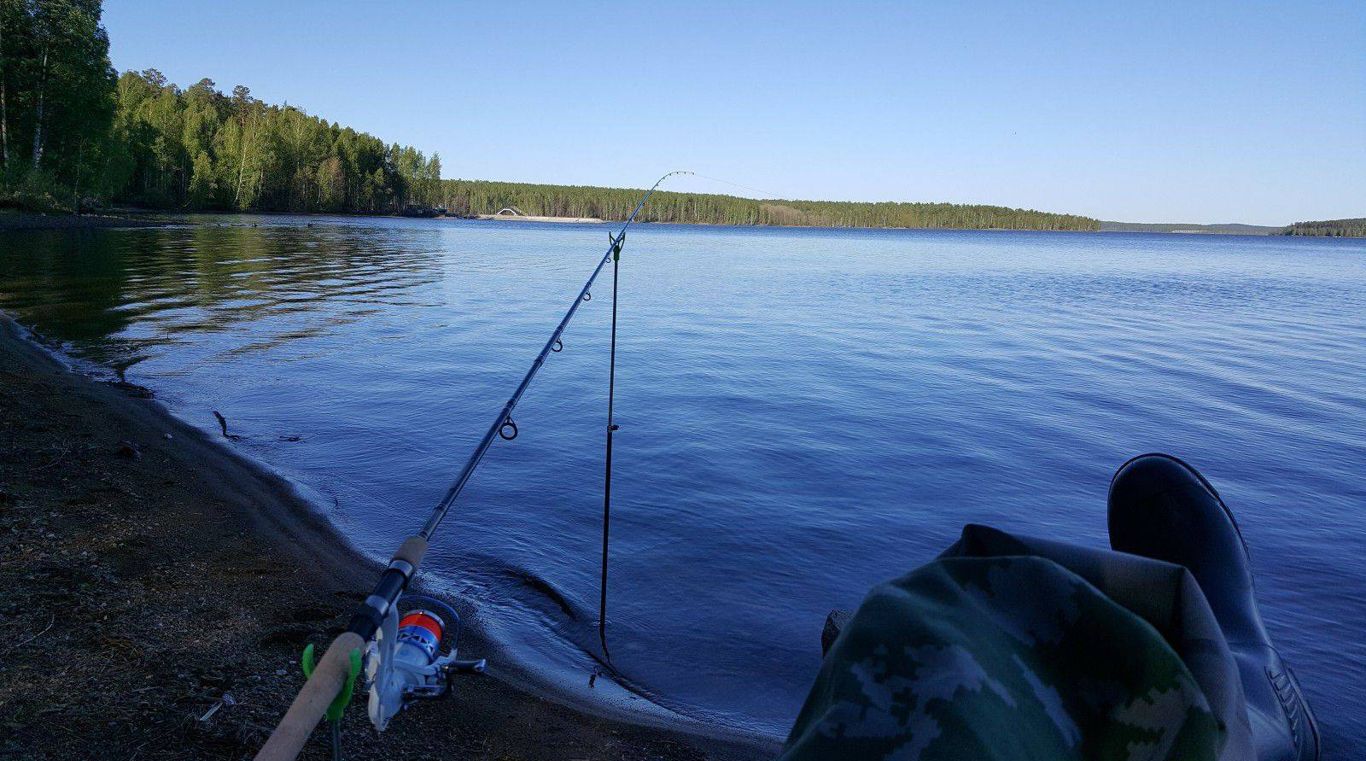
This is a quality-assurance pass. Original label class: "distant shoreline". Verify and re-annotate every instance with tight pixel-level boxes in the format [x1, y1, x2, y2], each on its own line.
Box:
[0, 209, 174, 231]
[475, 213, 604, 224]
[1098, 220, 1284, 236]
[6, 209, 1362, 237]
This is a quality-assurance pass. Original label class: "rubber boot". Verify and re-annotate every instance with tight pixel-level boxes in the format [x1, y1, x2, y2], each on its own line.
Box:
[1108, 453, 1320, 761]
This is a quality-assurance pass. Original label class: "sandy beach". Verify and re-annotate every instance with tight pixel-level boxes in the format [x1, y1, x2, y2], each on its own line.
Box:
[0, 314, 775, 760]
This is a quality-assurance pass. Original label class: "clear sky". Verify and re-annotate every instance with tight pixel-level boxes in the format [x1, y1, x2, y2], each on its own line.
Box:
[103, 1, 1364, 225]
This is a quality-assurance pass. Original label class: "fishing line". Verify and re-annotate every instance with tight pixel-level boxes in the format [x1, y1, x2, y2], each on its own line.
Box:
[365, 172, 691, 656]
[418, 171, 691, 543]
[257, 171, 692, 761]
[688, 172, 783, 200]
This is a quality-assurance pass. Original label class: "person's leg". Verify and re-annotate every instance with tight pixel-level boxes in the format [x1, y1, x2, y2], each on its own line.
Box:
[781, 553, 1231, 761]
[1108, 453, 1320, 761]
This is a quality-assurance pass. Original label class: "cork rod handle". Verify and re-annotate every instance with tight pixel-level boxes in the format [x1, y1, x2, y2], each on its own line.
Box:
[253, 631, 364, 761]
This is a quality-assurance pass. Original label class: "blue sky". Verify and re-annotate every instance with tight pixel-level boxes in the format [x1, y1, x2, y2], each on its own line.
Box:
[104, 1, 1364, 225]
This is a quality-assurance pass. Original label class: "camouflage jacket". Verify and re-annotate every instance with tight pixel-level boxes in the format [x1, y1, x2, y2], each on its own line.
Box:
[781, 525, 1255, 761]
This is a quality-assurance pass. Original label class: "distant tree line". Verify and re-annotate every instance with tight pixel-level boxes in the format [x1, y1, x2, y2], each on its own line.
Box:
[439, 180, 1101, 231]
[1282, 218, 1366, 237]
[1, 0, 1099, 232]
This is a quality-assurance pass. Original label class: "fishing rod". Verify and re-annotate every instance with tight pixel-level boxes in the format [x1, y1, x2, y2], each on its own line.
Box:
[255, 171, 691, 761]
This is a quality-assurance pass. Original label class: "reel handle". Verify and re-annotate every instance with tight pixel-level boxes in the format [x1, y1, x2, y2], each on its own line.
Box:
[451, 658, 487, 673]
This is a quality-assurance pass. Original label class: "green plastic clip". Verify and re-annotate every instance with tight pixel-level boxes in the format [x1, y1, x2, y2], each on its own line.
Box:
[301, 643, 363, 722]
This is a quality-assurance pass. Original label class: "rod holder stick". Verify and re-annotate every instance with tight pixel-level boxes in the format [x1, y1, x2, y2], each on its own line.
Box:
[256, 535, 427, 761]
[599, 245, 622, 661]
[254, 631, 364, 761]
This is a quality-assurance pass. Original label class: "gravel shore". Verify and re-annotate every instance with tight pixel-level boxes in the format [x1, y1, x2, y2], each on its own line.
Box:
[0, 315, 775, 761]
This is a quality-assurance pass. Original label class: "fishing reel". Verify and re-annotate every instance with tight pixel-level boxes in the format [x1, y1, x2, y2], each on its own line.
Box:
[362, 593, 486, 731]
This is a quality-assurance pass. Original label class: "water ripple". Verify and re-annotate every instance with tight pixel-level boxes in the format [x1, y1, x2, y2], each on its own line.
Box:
[1, 220, 1362, 749]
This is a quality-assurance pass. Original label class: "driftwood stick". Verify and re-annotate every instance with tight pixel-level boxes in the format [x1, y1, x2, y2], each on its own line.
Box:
[212, 410, 242, 441]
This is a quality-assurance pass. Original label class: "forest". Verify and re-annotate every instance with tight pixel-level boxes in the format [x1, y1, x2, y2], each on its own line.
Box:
[439, 180, 1101, 230]
[0, 1, 442, 214]
[0, 0, 1099, 231]
[0, 0, 116, 204]
[109, 70, 442, 212]
[1282, 218, 1366, 237]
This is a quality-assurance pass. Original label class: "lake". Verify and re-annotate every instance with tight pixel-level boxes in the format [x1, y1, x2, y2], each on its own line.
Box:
[2, 217, 1363, 753]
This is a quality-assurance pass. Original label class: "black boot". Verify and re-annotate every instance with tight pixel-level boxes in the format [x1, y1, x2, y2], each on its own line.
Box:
[1108, 453, 1320, 761]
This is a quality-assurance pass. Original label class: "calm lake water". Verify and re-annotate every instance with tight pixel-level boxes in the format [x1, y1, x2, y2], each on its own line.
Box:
[2, 218, 1363, 752]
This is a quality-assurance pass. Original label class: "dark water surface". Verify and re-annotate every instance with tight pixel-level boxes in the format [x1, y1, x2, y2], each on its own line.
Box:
[2, 217, 1363, 751]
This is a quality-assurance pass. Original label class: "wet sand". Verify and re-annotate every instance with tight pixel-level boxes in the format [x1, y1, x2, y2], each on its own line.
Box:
[0, 315, 776, 760]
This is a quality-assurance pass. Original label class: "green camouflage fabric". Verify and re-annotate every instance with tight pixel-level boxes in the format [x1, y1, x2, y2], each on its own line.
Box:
[782, 525, 1254, 761]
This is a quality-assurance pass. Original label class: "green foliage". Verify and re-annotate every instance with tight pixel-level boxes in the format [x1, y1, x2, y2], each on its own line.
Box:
[106, 70, 440, 213]
[1282, 218, 1366, 238]
[439, 180, 1100, 231]
[0, 0, 119, 206]
[0, 167, 70, 212]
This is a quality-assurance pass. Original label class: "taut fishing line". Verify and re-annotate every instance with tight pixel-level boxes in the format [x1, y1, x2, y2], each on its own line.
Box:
[256, 171, 692, 761]
[688, 172, 783, 200]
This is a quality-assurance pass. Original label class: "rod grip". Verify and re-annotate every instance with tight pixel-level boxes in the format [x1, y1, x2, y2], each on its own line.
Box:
[393, 534, 428, 568]
[254, 631, 364, 761]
